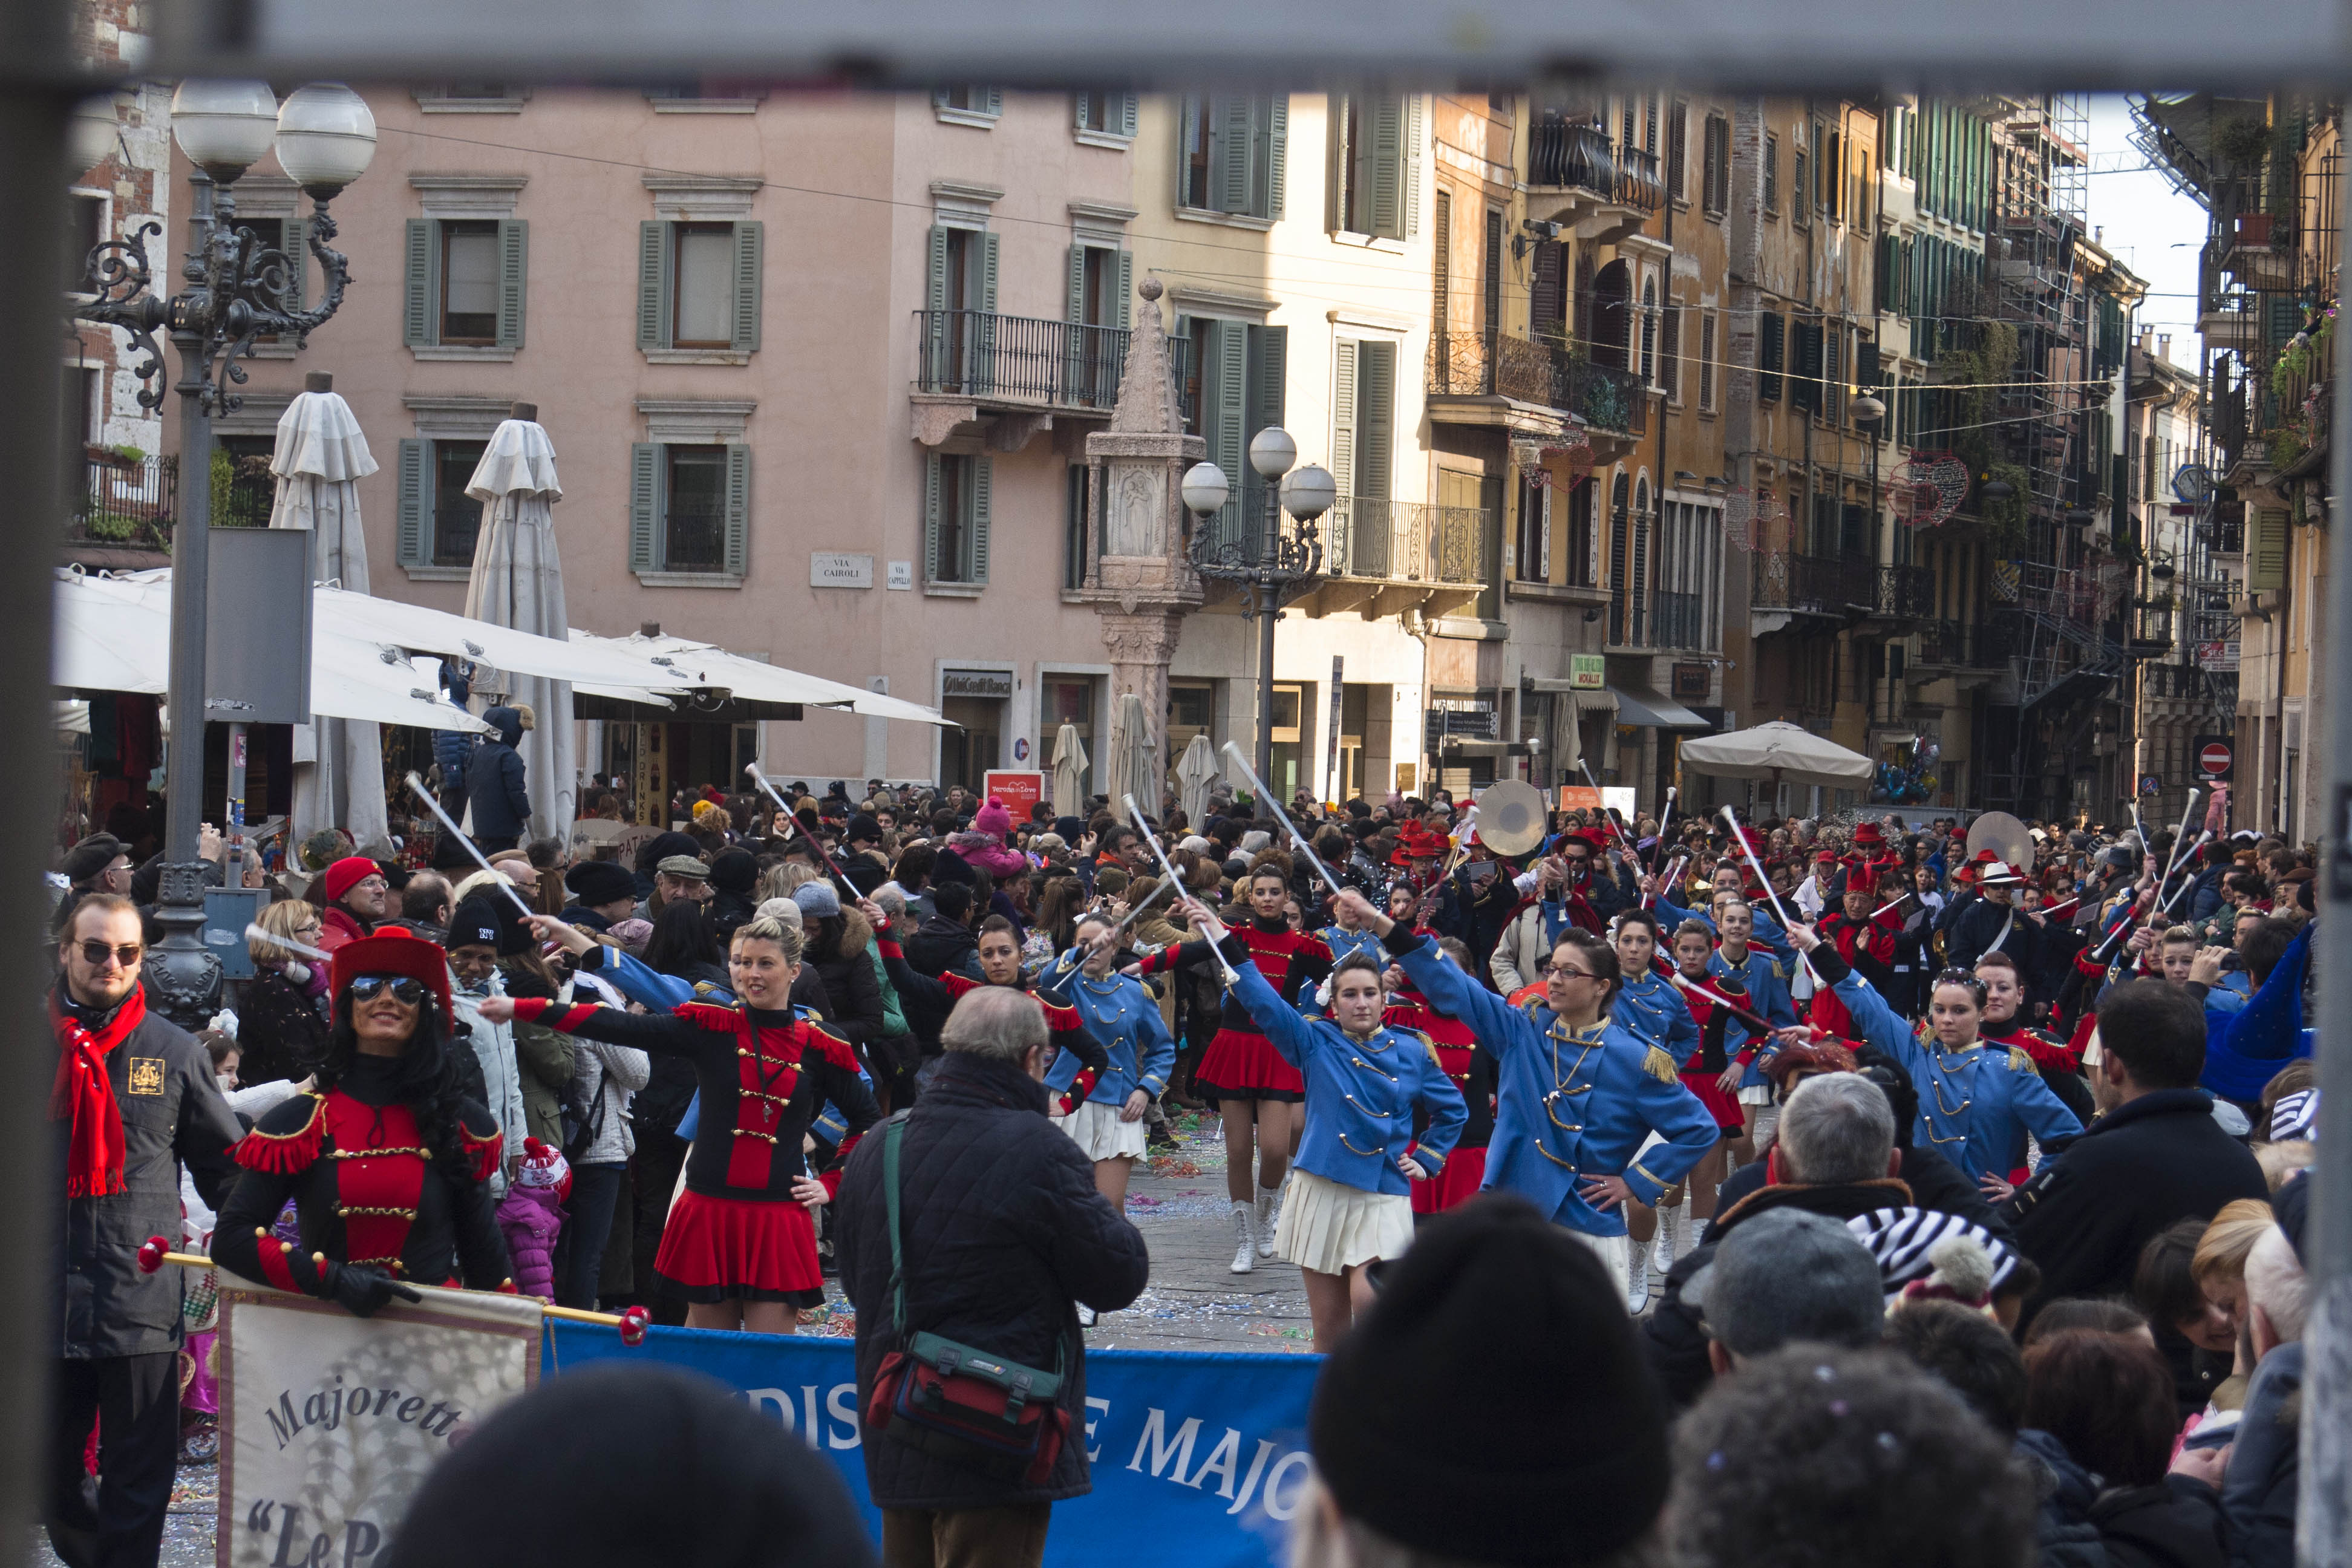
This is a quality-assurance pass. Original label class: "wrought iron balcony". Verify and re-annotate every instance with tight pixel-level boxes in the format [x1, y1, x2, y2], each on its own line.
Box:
[68, 451, 177, 551]
[1750, 550, 1877, 619]
[1529, 119, 1618, 200]
[1321, 495, 1489, 585]
[1870, 564, 1936, 620]
[1913, 617, 2016, 669]
[1426, 330, 1646, 436]
[912, 309, 1189, 414]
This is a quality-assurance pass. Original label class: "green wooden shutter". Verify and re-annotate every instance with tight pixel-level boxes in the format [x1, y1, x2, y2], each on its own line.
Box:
[923, 225, 950, 388]
[1114, 250, 1133, 330]
[1403, 95, 1423, 238]
[1066, 244, 1086, 323]
[979, 231, 999, 312]
[495, 217, 527, 350]
[1369, 97, 1403, 238]
[1177, 98, 1201, 207]
[974, 230, 1001, 389]
[396, 438, 429, 566]
[1266, 96, 1289, 218]
[982, 88, 1002, 117]
[1327, 94, 1351, 231]
[281, 217, 308, 312]
[637, 221, 669, 351]
[1251, 324, 1287, 435]
[970, 457, 993, 584]
[1358, 340, 1395, 500]
[922, 454, 943, 581]
[629, 443, 661, 572]
[403, 219, 435, 347]
[1214, 319, 1246, 494]
[1331, 339, 1358, 503]
[932, 87, 950, 109]
[1760, 312, 1784, 402]
[730, 220, 762, 353]
[2247, 507, 2288, 591]
[1218, 97, 1253, 214]
[1117, 94, 1137, 139]
[1074, 94, 1090, 132]
[722, 443, 751, 576]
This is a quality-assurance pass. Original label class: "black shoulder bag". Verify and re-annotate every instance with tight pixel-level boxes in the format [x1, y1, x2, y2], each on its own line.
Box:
[861, 1114, 1070, 1483]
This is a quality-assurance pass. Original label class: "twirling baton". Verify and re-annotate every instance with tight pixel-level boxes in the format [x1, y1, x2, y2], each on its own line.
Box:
[403, 773, 535, 918]
[1219, 741, 1347, 903]
[1576, 759, 1642, 862]
[744, 765, 857, 898]
[1651, 786, 1677, 869]
[1643, 852, 1688, 910]
[1107, 875, 1175, 938]
[1124, 793, 1238, 984]
[2155, 788, 2203, 892]
[1719, 803, 1820, 987]
[1665, 967, 1775, 1036]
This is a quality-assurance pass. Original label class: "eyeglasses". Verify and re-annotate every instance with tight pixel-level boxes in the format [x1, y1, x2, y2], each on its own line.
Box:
[348, 975, 425, 1006]
[76, 940, 143, 969]
[1541, 963, 1599, 981]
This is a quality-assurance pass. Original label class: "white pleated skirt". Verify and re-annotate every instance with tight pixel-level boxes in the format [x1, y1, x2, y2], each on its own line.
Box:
[1276, 1168, 1414, 1275]
[1056, 1099, 1148, 1161]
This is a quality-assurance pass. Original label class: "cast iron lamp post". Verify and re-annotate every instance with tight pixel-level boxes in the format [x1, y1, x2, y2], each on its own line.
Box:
[67, 80, 376, 1023]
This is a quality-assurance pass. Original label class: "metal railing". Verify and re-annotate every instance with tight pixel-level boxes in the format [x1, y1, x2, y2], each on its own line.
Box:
[1426, 330, 1646, 434]
[1872, 564, 1936, 619]
[1651, 589, 1705, 650]
[1750, 550, 1877, 617]
[69, 451, 177, 549]
[1526, 118, 1665, 212]
[1914, 618, 2017, 668]
[913, 310, 1190, 413]
[1322, 495, 1489, 584]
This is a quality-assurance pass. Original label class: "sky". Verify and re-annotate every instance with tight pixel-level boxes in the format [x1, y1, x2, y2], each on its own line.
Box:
[2083, 93, 2208, 364]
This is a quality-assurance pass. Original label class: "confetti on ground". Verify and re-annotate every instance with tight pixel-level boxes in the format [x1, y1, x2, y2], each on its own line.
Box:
[798, 1302, 857, 1337]
[1146, 1156, 1203, 1177]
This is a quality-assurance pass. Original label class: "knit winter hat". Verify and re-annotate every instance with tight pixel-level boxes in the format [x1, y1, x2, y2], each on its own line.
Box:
[972, 796, 1014, 838]
[1846, 1207, 2022, 1310]
[447, 893, 531, 956]
[323, 855, 381, 904]
[792, 881, 841, 919]
[1310, 1195, 1669, 1566]
[708, 849, 757, 896]
[377, 1363, 876, 1568]
[515, 1136, 571, 1202]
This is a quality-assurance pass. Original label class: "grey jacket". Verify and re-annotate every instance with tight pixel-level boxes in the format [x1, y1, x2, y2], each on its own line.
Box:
[568, 1036, 650, 1166]
[51, 981, 244, 1359]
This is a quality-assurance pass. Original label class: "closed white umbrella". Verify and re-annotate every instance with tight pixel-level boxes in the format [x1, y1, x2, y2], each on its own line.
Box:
[1676, 720, 1874, 788]
[463, 408, 575, 838]
[1105, 692, 1156, 826]
[269, 378, 388, 846]
[1175, 733, 1219, 826]
[1051, 722, 1089, 817]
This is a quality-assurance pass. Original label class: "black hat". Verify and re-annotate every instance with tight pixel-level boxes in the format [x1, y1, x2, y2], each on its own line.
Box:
[708, 848, 757, 896]
[846, 814, 883, 846]
[448, 892, 532, 957]
[1309, 1194, 1669, 1566]
[564, 860, 636, 908]
[378, 1363, 874, 1568]
[60, 832, 124, 885]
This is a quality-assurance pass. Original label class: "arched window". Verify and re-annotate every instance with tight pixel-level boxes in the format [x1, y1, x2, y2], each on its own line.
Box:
[1639, 278, 1658, 387]
[1592, 260, 1631, 371]
[1609, 469, 1631, 643]
[1633, 477, 1652, 644]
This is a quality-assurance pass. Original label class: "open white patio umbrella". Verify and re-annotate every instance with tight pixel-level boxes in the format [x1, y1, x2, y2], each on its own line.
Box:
[463, 403, 576, 838]
[1051, 722, 1089, 818]
[1677, 720, 1874, 787]
[269, 373, 388, 846]
[1105, 692, 1157, 825]
[1175, 733, 1219, 826]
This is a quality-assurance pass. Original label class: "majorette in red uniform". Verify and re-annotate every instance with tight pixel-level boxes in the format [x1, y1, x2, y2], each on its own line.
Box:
[1383, 985, 1495, 1214]
[1140, 918, 1332, 1102]
[874, 927, 1108, 1106]
[214, 929, 512, 1300]
[1670, 964, 1751, 1132]
[507, 961, 883, 1309]
[1809, 898, 1901, 1038]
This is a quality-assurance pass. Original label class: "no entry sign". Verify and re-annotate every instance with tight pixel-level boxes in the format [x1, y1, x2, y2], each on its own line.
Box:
[2196, 737, 2233, 779]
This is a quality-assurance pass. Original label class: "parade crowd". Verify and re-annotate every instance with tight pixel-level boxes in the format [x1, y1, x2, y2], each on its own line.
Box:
[46, 755, 2325, 1568]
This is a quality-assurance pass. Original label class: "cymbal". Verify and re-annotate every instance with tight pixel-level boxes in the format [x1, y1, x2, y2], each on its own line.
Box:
[1474, 780, 1548, 858]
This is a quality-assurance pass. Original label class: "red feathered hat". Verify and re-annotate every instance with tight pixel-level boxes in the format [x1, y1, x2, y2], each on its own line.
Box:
[330, 926, 456, 1028]
[1391, 820, 1451, 866]
[1852, 822, 1885, 848]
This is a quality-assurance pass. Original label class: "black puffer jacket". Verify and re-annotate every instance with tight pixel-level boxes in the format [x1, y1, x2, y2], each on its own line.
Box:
[806, 909, 885, 1050]
[835, 1051, 1148, 1509]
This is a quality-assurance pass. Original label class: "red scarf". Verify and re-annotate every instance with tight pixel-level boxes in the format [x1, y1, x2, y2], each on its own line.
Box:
[50, 984, 148, 1198]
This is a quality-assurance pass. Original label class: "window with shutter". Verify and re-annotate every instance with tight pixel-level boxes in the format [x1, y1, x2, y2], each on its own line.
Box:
[1791, 319, 1822, 413]
[431, 440, 488, 566]
[1211, 321, 1247, 530]
[439, 220, 500, 344]
[1792, 149, 1808, 227]
[1481, 207, 1503, 344]
[671, 223, 733, 347]
[1219, 97, 1253, 214]
[663, 445, 728, 572]
[933, 87, 1002, 126]
[1368, 97, 1403, 238]
[969, 457, 991, 584]
[1668, 100, 1688, 203]
[1699, 313, 1716, 411]
[282, 217, 309, 312]
[494, 218, 527, 349]
[722, 444, 751, 576]
[1639, 277, 1658, 387]
[1660, 302, 1681, 402]
[1331, 339, 1358, 508]
[403, 219, 437, 347]
[1265, 97, 1289, 218]
[628, 443, 659, 573]
[730, 221, 762, 353]
[1357, 340, 1396, 503]
[1764, 134, 1780, 214]
[637, 221, 671, 351]
[922, 454, 944, 583]
[1403, 96, 1423, 238]
[396, 439, 429, 566]
[1248, 324, 1287, 439]
[2247, 507, 2288, 592]
[1760, 311, 1785, 402]
[1823, 329, 1842, 422]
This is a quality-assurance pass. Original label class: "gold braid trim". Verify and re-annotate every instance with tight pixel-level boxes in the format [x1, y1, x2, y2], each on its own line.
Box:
[1642, 1044, 1681, 1085]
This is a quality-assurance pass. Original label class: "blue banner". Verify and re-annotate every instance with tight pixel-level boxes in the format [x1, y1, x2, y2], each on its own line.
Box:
[544, 1322, 1321, 1568]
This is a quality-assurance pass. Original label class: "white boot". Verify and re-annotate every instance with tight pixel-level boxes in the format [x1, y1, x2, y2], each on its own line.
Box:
[1625, 1248, 1652, 1315]
[1255, 1180, 1282, 1256]
[1229, 1201, 1257, 1274]
[1652, 1201, 1680, 1275]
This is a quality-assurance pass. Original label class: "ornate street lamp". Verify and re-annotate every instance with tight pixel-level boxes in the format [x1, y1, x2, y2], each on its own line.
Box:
[70, 80, 376, 1024]
[1183, 429, 1334, 802]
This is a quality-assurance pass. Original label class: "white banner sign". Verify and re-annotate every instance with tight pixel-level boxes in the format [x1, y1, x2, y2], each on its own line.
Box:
[219, 1282, 543, 1567]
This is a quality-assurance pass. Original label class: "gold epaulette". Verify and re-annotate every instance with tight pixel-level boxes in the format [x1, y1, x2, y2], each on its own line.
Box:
[2008, 1047, 2037, 1073]
[1643, 1044, 1680, 1085]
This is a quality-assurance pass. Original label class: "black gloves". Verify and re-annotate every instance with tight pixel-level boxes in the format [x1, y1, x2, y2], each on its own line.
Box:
[323, 1260, 423, 1318]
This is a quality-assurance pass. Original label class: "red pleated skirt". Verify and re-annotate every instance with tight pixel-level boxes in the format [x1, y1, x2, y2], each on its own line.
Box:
[1194, 1027, 1305, 1102]
[1410, 1145, 1489, 1215]
[1679, 1066, 1746, 1131]
[654, 1188, 825, 1306]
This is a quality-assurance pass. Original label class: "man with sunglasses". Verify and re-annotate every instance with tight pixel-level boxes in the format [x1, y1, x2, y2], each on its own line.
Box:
[47, 893, 244, 1568]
